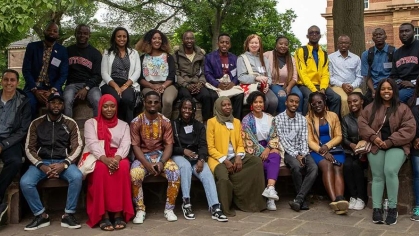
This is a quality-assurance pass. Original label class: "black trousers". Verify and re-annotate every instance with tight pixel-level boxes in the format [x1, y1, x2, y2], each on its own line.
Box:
[0, 142, 23, 202]
[178, 86, 218, 121]
[100, 84, 135, 123]
[343, 155, 367, 202]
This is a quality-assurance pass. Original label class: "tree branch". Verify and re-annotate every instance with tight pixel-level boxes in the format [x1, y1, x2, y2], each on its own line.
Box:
[154, 9, 180, 29]
[97, 0, 154, 12]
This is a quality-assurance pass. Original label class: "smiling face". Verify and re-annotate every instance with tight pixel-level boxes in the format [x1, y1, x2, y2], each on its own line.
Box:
[275, 37, 289, 55]
[1, 72, 18, 94]
[101, 100, 117, 119]
[248, 37, 260, 54]
[310, 95, 325, 115]
[115, 30, 128, 48]
[75, 26, 90, 46]
[285, 95, 300, 113]
[252, 96, 264, 113]
[347, 94, 363, 113]
[180, 100, 193, 122]
[380, 81, 393, 101]
[337, 36, 351, 54]
[151, 32, 162, 50]
[307, 26, 321, 44]
[399, 24, 414, 45]
[221, 99, 232, 116]
[145, 95, 161, 115]
[218, 35, 231, 54]
[183, 32, 195, 50]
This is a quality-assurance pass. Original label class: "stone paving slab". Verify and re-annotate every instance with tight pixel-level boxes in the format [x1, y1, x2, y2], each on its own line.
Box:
[0, 197, 417, 236]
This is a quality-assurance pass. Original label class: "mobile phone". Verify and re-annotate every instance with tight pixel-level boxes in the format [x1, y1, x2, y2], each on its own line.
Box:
[332, 160, 342, 166]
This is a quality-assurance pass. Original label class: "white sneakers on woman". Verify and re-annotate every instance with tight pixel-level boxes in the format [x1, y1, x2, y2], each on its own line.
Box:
[349, 197, 365, 210]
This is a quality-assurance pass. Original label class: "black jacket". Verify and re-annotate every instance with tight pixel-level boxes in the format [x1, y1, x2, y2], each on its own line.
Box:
[171, 118, 208, 162]
[341, 112, 360, 155]
[0, 89, 31, 150]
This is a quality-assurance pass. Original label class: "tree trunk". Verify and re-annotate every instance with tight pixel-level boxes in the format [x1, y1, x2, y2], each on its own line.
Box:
[332, 0, 365, 56]
[211, 8, 222, 50]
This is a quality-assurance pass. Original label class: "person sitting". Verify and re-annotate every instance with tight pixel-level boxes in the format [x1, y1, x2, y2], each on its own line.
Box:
[136, 29, 178, 118]
[237, 34, 278, 115]
[241, 91, 281, 211]
[0, 69, 31, 222]
[64, 24, 102, 117]
[130, 91, 180, 223]
[171, 98, 228, 222]
[20, 93, 83, 230]
[84, 94, 134, 231]
[22, 21, 68, 119]
[204, 33, 244, 119]
[329, 35, 363, 117]
[175, 31, 217, 122]
[264, 35, 303, 113]
[274, 93, 318, 211]
[306, 92, 349, 214]
[341, 92, 367, 210]
[207, 96, 266, 216]
[358, 78, 415, 225]
[295, 25, 340, 116]
[100, 27, 141, 123]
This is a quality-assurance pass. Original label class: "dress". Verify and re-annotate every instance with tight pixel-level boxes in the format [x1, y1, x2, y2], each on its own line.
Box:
[311, 123, 345, 165]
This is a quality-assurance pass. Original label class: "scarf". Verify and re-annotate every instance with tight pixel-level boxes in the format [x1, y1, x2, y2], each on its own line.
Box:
[213, 96, 234, 124]
[95, 94, 118, 157]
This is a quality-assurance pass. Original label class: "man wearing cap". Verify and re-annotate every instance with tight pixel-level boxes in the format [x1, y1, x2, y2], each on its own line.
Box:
[20, 92, 83, 231]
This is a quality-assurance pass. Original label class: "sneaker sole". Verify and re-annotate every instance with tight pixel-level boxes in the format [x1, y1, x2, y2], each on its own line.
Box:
[329, 202, 339, 211]
[24, 221, 50, 231]
[336, 201, 349, 211]
[372, 220, 384, 224]
[410, 217, 419, 221]
[335, 210, 348, 215]
[211, 216, 228, 222]
[352, 206, 365, 211]
[386, 212, 398, 225]
[0, 205, 8, 221]
[262, 192, 279, 201]
[133, 217, 145, 224]
[61, 222, 81, 229]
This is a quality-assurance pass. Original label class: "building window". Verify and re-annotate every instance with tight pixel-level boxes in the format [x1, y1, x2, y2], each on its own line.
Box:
[415, 27, 419, 40]
[364, 0, 369, 9]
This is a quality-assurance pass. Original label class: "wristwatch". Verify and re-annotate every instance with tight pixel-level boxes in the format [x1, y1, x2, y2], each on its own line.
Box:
[85, 86, 90, 91]
[63, 163, 68, 169]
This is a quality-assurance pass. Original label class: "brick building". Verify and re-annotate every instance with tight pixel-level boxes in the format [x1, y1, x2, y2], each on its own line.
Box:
[322, 0, 419, 54]
[6, 37, 37, 73]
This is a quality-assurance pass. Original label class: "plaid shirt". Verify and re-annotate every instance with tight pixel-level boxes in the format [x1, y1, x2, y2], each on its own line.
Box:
[274, 111, 309, 158]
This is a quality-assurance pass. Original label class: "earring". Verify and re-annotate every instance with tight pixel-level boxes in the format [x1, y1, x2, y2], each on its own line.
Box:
[250, 105, 253, 111]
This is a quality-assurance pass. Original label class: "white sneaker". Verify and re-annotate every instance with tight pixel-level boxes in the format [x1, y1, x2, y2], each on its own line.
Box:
[164, 209, 177, 222]
[353, 198, 365, 210]
[133, 210, 146, 224]
[267, 199, 277, 211]
[262, 186, 279, 201]
[348, 197, 357, 210]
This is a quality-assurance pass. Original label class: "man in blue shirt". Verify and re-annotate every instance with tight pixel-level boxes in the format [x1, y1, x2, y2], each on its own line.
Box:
[361, 28, 395, 104]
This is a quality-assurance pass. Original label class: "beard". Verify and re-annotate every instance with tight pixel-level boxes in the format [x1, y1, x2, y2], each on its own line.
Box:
[44, 34, 58, 43]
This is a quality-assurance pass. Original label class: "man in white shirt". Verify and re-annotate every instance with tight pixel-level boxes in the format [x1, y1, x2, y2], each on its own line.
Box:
[329, 35, 363, 117]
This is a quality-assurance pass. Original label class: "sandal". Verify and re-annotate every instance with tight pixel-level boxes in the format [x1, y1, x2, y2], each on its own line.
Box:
[114, 217, 127, 230]
[100, 218, 114, 231]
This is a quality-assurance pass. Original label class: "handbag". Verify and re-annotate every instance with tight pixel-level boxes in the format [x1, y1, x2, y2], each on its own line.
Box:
[205, 82, 244, 98]
[311, 117, 344, 154]
[77, 119, 103, 179]
[354, 115, 387, 154]
[239, 54, 264, 105]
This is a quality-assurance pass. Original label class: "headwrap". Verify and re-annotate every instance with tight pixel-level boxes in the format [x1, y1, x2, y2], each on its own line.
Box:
[96, 94, 118, 157]
[213, 96, 234, 124]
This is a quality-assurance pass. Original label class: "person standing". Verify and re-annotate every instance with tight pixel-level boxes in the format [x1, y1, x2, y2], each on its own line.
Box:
[64, 24, 102, 117]
[22, 21, 69, 119]
[0, 70, 31, 222]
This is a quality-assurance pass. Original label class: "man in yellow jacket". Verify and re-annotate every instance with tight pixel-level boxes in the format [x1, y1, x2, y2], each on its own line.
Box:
[295, 25, 341, 116]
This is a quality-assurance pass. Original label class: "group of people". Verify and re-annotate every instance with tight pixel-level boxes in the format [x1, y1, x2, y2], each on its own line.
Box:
[0, 20, 419, 232]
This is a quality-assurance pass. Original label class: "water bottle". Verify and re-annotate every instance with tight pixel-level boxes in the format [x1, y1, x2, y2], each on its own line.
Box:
[383, 199, 389, 219]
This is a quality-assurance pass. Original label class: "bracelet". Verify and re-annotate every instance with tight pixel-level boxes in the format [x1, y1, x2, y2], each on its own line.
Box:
[122, 84, 128, 87]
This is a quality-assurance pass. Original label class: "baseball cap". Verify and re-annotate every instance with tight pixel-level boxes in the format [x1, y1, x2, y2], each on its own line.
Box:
[48, 92, 64, 102]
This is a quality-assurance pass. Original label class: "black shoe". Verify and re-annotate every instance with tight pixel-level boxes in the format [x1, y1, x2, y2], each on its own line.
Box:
[289, 199, 302, 212]
[212, 208, 228, 222]
[182, 203, 195, 220]
[385, 208, 398, 225]
[24, 214, 50, 231]
[300, 200, 310, 210]
[61, 214, 81, 229]
[0, 203, 8, 222]
[372, 208, 384, 224]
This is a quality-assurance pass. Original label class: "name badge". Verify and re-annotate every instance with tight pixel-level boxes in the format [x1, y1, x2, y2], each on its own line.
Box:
[416, 98, 419, 106]
[51, 57, 61, 67]
[225, 122, 234, 130]
[411, 79, 417, 85]
[231, 68, 237, 77]
[184, 125, 193, 134]
[383, 62, 392, 69]
[288, 130, 297, 140]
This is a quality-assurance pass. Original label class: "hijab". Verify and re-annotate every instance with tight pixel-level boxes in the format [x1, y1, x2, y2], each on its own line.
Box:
[213, 96, 234, 124]
[96, 94, 118, 157]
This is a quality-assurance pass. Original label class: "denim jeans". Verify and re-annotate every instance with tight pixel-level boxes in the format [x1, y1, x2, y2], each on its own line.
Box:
[271, 85, 303, 113]
[399, 88, 414, 104]
[63, 83, 102, 117]
[172, 155, 219, 208]
[412, 155, 419, 206]
[20, 160, 83, 216]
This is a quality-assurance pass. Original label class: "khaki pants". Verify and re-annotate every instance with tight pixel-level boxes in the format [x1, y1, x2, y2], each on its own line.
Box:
[331, 86, 362, 117]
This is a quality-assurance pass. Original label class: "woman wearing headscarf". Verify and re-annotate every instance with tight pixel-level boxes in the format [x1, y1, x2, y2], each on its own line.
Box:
[171, 98, 227, 222]
[84, 94, 134, 231]
[207, 96, 266, 216]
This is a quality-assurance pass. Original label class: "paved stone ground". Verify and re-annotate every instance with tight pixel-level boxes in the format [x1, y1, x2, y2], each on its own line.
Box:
[0, 196, 418, 236]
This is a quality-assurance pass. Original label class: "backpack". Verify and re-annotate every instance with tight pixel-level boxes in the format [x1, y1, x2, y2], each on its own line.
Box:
[301, 46, 328, 68]
[367, 45, 395, 76]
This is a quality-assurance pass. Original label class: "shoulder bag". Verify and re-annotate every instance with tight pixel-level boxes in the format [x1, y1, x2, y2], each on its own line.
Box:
[355, 115, 387, 154]
[77, 119, 103, 179]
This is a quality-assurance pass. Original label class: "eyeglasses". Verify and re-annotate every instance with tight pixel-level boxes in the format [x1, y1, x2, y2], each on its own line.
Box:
[308, 31, 320, 36]
[310, 100, 323, 107]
